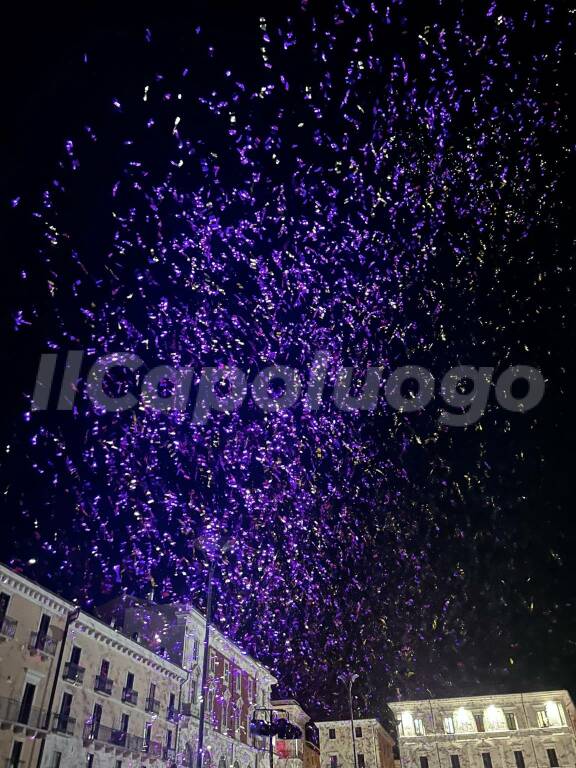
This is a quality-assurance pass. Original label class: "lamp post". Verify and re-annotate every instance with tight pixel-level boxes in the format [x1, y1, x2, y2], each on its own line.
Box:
[339, 672, 359, 768]
[196, 538, 232, 768]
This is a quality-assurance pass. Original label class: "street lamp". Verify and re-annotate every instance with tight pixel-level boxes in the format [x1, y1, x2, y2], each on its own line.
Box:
[338, 672, 359, 768]
[196, 537, 232, 768]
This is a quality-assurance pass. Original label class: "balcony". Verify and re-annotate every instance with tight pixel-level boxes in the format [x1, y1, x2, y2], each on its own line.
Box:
[181, 702, 195, 717]
[0, 696, 49, 733]
[143, 740, 163, 758]
[63, 662, 85, 684]
[122, 687, 139, 706]
[94, 675, 113, 695]
[0, 616, 17, 640]
[83, 722, 145, 754]
[28, 631, 57, 656]
[145, 697, 160, 715]
[53, 713, 76, 736]
[164, 746, 176, 762]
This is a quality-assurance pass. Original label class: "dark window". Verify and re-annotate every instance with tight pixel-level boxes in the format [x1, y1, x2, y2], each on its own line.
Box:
[70, 646, 82, 665]
[87, 755, 94, 768]
[149, 682, 156, 697]
[420, 758, 429, 768]
[474, 714, 485, 733]
[482, 753, 492, 768]
[52, 752, 62, 768]
[330, 757, 338, 768]
[144, 723, 152, 747]
[167, 729, 173, 748]
[100, 659, 110, 677]
[0, 592, 10, 620]
[38, 613, 51, 640]
[18, 682, 36, 724]
[547, 750, 559, 768]
[451, 756, 461, 768]
[329, 728, 336, 739]
[514, 751, 525, 768]
[91, 703, 102, 738]
[358, 755, 366, 768]
[396, 718, 404, 736]
[10, 741, 23, 767]
[115, 762, 122, 768]
[506, 713, 517, 730]
[355, 726, 363, 738]
[126, 672, 134, 689]
[120, 713, 129, 733]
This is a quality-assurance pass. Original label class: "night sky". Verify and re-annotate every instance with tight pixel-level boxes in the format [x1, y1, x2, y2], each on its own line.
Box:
[0, 2, 575, 722]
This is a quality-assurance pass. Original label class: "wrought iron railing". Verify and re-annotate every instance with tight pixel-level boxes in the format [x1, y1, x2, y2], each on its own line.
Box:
[145, 697, 160, 714]
[94, 675, 113, 695]
[63, 662, 85, 684]
[122, 687, 139, 705]
[28, 631, 57, 656]
[53, 712, 76, 736]
[0, 616, 17, 640]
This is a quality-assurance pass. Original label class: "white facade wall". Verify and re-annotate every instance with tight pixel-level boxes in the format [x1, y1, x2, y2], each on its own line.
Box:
[389, 692, 576, 768]
[317, 718, 395, 768]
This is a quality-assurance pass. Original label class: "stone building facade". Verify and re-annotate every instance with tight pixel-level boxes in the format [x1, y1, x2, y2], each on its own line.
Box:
[388, 692, 576, 768]
[317, 718, 395, 768]
[270, 699, 320, 768]
[95, 596, 278, 768]
[0, 564, 276, 768]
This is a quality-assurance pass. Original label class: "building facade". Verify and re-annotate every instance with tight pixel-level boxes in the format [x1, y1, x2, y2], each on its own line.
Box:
[388, 692, 576, 768]
[95, 596, 278, 768]
[317, 718, 395, 768]
[0, 564, 276, 768]
[271, 699, 320, 768]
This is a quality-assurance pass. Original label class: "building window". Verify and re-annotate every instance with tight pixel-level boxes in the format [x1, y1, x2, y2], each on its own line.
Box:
[224, 661, 230, 685]
[514, 751, 525, 768]
[451, 756, 461, 768]
[547, 750, 559, 768]
[209, 651, 217, 674]
[329, 728, 336, 739]
[190, 677, 197, 703]
[358, 755, 365, 768]
[537, 710, 550, 728]
[192, 637, 200, 660]
[87, 756, 94, 768]
[474, 714, 485, 733]
[355, 726, 363, 738]
[420, 758, 429, 768]
[115, 762, 122, 768]
[330, 756, 338, 768]
[443, 716, 455, 735]
[414, 718, 425, 736]
[396, 718, 404, 736]
[482, 753, 492, 768]
[505, 713, 517, 730]
[51, 753, 62, 768]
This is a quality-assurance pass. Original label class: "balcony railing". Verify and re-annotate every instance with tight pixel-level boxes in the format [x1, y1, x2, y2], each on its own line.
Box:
[145, 697, 160, 714]
[53, 713, 76, 736]
[83, 722, 145, 753]
[0, 616, 17, 640]
[0, 696, 49, 731]
[164, 746, 177, 762]
[94, 675, 113, 695]
[143, 740, 163, 757]
[181, 701, 195, 717]
[29, 631, 57, 656]
[63, 662, 85, 684]
[122, 687, 139, 705]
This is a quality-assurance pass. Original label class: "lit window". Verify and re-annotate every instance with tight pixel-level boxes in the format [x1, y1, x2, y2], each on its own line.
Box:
[414, 718, 425, 736]
[505, 713, 517, 731]
[443, 717, 455, 735]
[547, 750, 559, 768]
[482, 753, 492, 768]
[358, 755, 365, 768]
[514, 752, 525, 768]
[329, 728, 336, 740]
[420, 758, 429, 768]
[537, 710, 550, 728]
[451, 755, 461, 768]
